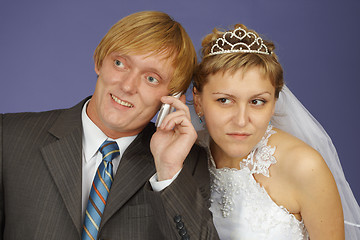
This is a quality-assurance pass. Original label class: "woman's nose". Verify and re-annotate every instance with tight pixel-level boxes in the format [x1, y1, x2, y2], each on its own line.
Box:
[233, 105, 249, 127]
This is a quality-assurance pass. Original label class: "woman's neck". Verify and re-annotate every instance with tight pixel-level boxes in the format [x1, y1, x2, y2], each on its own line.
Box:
[209, 139, 244, 169]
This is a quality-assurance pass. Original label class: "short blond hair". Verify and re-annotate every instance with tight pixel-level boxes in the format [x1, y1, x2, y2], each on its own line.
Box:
[194, 24, 284, 98]
[94, 11, 197, 94]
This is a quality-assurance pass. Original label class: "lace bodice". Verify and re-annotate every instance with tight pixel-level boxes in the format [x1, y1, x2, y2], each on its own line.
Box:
[199, 125, 309, 240]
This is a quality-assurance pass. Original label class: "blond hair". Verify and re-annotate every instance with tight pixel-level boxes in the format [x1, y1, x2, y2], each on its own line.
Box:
[94, 11, 197, 94]
[194, 24, 284, 98]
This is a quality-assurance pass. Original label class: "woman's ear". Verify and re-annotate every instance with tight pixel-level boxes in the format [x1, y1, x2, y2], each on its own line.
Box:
[271, 97, 277, 116]
[192, 87, 203, 114]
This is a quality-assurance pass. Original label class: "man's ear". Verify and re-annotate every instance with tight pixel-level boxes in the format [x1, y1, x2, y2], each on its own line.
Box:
[192, 87, 203, 114]
[94, 63, 100, 75]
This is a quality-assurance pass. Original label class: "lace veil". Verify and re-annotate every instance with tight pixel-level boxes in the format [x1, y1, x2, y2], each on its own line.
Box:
[271, 85, 360, 238]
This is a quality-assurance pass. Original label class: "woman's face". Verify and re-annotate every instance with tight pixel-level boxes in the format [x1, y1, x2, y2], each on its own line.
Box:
[194, 66, 276, 165]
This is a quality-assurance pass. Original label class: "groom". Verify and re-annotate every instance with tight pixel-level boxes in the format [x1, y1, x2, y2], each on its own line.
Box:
[0, 11, 219, 240]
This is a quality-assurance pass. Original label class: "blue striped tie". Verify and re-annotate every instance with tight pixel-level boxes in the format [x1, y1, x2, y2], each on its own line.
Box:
[82, 140, 120, 240]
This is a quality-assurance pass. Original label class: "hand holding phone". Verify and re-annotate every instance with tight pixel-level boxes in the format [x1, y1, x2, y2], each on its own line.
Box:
[151, 91, 197, 180]
[155, 92, 182, 127]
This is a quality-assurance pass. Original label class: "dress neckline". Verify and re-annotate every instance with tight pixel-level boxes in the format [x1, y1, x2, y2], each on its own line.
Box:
[206, 124, 277, 177]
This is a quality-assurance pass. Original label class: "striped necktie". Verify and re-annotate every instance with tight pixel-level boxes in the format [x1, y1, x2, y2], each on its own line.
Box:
[82, 140, 120, 240]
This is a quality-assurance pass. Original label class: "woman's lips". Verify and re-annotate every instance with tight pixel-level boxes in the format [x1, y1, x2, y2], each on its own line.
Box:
[226, 132, 251, 140]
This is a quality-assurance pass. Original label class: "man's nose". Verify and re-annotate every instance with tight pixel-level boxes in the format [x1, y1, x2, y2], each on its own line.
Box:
[120, 71, 138, 94]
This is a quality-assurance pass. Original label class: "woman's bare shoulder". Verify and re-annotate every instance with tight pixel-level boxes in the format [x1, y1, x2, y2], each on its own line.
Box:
[269, 127, 330, 183]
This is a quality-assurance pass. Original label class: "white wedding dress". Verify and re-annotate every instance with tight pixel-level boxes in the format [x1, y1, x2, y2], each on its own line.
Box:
[198, 125, 309, 240]
[195, 86, 360, 239]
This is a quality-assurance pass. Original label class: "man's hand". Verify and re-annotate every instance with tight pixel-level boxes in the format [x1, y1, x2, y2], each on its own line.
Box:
[150, 94, 197, 181]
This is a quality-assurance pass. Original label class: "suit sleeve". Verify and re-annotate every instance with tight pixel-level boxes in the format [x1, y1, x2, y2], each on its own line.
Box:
[146, 145, 219, 240]
[0, 114, 4, 240]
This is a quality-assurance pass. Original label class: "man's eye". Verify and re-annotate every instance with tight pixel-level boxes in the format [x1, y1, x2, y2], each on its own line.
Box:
[114, 59, 124, 67]
[147, 76, 159, 84]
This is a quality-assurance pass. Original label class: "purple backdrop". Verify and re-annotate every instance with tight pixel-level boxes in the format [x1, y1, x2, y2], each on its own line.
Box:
[1, 0, 359, 203]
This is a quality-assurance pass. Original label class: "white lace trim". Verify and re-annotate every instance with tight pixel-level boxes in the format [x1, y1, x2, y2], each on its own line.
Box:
[206, 124, 309, 239]
[208, 125, 277, 218]
[208, 124, 276, 177]
[240, 125, 276, 176]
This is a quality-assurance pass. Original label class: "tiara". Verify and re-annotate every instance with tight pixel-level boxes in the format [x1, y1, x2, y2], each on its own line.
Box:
[206, 26, 270, 56]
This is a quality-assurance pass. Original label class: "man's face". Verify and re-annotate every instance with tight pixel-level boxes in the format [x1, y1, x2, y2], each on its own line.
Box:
[87, 51, 174, 138]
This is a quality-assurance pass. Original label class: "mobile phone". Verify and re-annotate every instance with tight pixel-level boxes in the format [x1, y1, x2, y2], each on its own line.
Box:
[155, 92, 182, 127]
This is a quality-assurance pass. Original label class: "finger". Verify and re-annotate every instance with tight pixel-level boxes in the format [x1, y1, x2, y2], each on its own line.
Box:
[162, 114, 195, 133]
[159, 109, 188, 129]
[161, 96, 190, 119]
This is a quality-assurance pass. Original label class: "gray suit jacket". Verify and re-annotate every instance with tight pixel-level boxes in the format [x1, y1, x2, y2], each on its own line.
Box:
[0, 98, 219, 240]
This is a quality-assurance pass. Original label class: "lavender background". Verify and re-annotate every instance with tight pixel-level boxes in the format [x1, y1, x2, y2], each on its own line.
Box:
[1, 0, 359, 202]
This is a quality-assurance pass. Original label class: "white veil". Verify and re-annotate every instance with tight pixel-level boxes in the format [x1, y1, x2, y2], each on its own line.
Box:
[271, 85, 360, 239]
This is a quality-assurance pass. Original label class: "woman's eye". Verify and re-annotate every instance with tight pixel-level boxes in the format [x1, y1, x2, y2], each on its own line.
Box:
[114, 59, 124, 68]
[147, 76, 159, 84]
[217, 98, 231, 104]
[251, 99, 266, 106]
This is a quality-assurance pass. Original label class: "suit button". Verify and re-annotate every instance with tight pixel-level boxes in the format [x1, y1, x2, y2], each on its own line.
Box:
[182, 234, 190, 240]
[174, 215, 182, 223]
[176, 221, 184, 230]
[179, 228, 187, 236]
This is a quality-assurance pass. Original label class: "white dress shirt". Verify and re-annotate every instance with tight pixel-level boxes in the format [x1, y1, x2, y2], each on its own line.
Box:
[81, 100, 136, 218]
[80, 100, 179, 220]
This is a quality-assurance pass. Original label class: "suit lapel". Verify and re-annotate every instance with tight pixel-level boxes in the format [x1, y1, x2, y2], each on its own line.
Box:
[39, 100, 156, 233]
[40, 97, 90, 236]
[100, 124, 156, 228]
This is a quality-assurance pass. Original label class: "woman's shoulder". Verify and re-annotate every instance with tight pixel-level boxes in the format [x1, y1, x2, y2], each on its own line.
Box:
[269, 127, 329, 182]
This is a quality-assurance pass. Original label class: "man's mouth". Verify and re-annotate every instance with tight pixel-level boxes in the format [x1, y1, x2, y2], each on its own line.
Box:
[111, 94, 134, 108]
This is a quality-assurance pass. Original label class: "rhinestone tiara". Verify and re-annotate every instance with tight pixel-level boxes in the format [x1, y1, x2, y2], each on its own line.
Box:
[206, 26, 270, 57]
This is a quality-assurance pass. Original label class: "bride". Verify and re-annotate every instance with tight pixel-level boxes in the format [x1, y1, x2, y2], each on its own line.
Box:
[192, 23, 360, 239]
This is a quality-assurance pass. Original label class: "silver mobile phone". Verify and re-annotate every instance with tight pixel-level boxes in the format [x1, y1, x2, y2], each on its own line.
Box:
[155, 92, 181, 127]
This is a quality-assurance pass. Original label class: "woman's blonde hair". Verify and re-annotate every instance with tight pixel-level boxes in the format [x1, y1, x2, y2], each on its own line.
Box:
[94, 11, 197, 94]
[194, 24, 284, 98]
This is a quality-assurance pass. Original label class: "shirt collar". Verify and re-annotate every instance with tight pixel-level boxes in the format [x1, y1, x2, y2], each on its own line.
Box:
[82, 100, 108, 162]
[81, 99, 138, 162]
